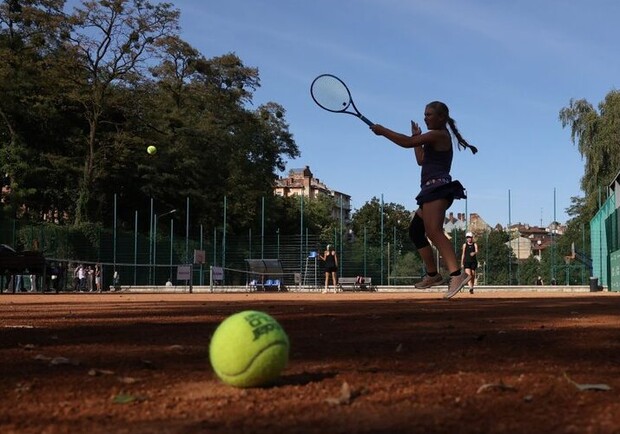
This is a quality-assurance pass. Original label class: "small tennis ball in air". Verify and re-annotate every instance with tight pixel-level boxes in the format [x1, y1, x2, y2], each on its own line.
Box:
[209, 310, 289, 388]
[147, 145, 157, 155]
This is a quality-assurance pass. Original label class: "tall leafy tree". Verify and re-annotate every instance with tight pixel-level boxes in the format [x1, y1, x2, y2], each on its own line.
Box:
[256, 194, 338, 240]
[562, 196, 590, 255]
[519, 255, 542, 286]
[350, 197, 411, 248]
[63, 0, 181, 224]
[559, 91, 620, 217]
[118, 40, 299, 233]
[476, 229, 512, 285]
[0, 0, 74, 220]
[559, 90, 620, 263]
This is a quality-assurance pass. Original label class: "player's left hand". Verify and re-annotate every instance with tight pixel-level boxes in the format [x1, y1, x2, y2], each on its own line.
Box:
[411, 120, 422, 136]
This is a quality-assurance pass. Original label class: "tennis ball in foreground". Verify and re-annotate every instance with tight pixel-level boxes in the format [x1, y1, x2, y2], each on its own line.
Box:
[209, 310, 289, 388]
[147, 145, 157, 155]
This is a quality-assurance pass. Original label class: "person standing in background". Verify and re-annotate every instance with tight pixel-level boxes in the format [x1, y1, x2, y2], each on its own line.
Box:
[319, 244, 338, 293]
[95, 264, 102, 292]
[461, 232, 478, 294]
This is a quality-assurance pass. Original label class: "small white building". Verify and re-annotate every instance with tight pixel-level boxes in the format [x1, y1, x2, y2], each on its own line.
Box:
[506, 236, 533, 260]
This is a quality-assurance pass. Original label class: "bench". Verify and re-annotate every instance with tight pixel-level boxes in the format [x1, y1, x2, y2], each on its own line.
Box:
[264, 279, 282, 291]
[245, 259, 286, 292]
[338, 276, 375, 292]
[249, 278, 282, 292]
[248, 279, 262, 291]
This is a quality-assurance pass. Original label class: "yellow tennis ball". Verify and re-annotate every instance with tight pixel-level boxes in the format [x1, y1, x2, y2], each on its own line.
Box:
[209, 310, 289, 388]
[147, 145, 157, 155]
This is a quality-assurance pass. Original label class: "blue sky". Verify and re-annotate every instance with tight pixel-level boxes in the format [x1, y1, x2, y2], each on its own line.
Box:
[83, 0, 620, 226]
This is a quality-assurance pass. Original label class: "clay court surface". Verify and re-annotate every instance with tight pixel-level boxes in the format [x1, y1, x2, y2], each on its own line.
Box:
[1, 291, 620, 433]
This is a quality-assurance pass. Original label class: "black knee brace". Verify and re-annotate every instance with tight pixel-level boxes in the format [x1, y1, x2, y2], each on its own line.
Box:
[409, 213, 430, 249]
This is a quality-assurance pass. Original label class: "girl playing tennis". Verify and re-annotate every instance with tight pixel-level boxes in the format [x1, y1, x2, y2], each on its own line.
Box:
[370, 101, 477, 299]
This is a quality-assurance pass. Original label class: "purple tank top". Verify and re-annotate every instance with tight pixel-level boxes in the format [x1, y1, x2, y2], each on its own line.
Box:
[420, 144, 453, 186]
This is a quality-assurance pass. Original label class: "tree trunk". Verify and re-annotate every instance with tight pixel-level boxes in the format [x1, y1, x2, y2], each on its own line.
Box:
[75, 115, 97, 225]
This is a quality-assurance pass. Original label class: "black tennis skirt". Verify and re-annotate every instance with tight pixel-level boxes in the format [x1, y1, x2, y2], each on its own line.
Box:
[415, 180, 466, 207]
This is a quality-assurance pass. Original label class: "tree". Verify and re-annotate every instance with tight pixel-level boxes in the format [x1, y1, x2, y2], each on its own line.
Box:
[558, 92, 620, 270]
[302, 194, 340, 241]
[520, 255, 543, 286]
[243, 194, 338, 241]
[1, 0, 300, 236]
[477, 229, 512, 285]
[0, 0, 74, 221]
[348, 198, 413, 282]
[119, 43, 299, 234]
[64, 0, 181, 224]
[560, 195, 591, 280]
[350, 197, 411, 248]
[392, 251, 424, 284]
[559, 91, 620, 219]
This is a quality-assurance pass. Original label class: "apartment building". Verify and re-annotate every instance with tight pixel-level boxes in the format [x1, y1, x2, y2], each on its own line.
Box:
[274, 166, 351, 221]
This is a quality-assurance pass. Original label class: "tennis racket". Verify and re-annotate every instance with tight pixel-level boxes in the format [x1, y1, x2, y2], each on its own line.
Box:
[310, 74, 373, 126]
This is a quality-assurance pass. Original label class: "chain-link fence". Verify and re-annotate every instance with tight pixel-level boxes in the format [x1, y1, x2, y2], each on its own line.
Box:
[1, 218, 590, 290]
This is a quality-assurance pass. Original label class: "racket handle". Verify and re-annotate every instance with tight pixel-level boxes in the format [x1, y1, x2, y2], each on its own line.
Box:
[359, 115, 374, 126]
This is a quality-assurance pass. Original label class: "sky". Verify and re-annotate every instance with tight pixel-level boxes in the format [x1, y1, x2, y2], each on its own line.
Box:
[77, 0, 620, 227]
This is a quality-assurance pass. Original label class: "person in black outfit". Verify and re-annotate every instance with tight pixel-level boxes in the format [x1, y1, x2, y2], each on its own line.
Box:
[461, 232, 478, 294]
[319, 244, 338, 293]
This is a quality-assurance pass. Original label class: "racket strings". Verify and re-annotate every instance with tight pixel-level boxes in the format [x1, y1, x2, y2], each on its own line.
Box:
[311, 76, 351, 112]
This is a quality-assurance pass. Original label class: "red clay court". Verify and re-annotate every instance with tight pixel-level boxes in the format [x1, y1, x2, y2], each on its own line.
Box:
[1, 291, 619, 433]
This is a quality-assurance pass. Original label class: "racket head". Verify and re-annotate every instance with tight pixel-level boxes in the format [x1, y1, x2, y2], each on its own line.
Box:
[310, 74, 352, 113]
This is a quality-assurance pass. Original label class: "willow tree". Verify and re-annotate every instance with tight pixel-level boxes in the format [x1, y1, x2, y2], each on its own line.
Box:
[559, 90, 620, 217]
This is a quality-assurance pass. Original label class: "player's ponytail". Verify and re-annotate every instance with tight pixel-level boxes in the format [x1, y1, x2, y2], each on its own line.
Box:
[447, 117, 478, 155]
[426, 101, 478, 155]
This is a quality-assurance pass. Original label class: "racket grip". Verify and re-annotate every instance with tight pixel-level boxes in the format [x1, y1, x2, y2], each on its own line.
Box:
[359, 115, 374, 126]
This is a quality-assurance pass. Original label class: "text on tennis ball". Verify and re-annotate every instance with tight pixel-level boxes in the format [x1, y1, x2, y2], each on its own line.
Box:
[244, 312, 283, 341]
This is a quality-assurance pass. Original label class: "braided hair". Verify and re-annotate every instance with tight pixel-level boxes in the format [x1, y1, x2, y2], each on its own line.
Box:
[427, 101, 478, 154]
